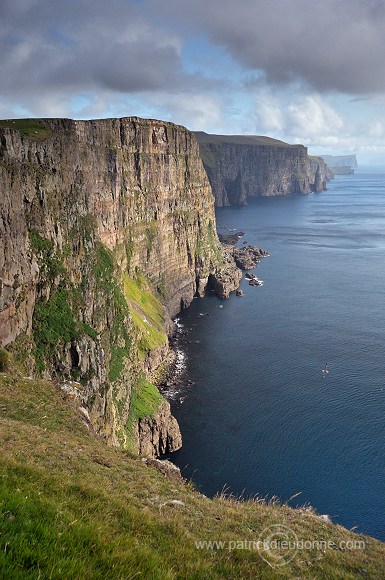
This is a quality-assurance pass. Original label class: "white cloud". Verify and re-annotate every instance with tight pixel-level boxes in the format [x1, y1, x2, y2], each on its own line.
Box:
[368, 120, 385, 138]
[251, 91, 345, 146]
[253, 98, 285, 134]
[286, 96, 344, 139]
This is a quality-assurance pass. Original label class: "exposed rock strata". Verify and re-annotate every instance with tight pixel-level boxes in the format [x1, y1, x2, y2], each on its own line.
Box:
[195, 132, 333, 206]
[0, 117, 241, 456]
[208, 245, 242, 298]
[135, 400, 183, 457]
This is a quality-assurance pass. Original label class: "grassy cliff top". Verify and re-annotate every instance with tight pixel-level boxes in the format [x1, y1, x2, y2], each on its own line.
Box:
[194, 131, 301, 148]
[0, 116, 189, 137]
[0, 119, 52, 140]
[0, 364, 384, 578]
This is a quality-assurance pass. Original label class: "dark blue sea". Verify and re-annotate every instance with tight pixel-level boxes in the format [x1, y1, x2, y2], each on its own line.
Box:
[167, 167, 385, 541]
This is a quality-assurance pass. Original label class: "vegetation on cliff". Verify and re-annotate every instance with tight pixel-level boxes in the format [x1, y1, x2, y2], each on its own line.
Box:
[123, 272, 167, 358]
[1, 370, 384, 579]
[0, 119, 52, 141]
[0, 118, 384, 576]
[0, 117, 241, 455]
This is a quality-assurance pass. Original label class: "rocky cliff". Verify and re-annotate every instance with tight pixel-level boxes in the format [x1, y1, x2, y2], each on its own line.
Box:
[0, 117, 241, 455]
[321, 154, 357, 174]
[195, 132, 333, 206]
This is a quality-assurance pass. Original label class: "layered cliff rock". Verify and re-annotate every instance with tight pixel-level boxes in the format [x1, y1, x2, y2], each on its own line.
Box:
[0, 117, 240, 455]
[195, 132, 333, 206]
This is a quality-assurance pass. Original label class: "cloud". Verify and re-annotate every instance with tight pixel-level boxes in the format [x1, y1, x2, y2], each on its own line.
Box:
[0, 0, 217, 106]
[145, 92, 227, 131]
[151, 0, 385, 95]
[253, 99, 285, 134]
[5, 0, 385, 105]
[249, 89, 385, 162]
[0, 0, 384, 164]
[368, 120, 385, 138]
[286, 96, 344, 141]
[253, 93, 345, 145]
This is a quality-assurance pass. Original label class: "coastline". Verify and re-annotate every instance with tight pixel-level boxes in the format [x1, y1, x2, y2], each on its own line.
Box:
[158, 316, 190, 405]
[158, 236, 270, 426]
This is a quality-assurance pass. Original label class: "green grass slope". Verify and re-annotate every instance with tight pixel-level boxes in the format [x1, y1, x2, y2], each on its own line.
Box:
[1, 372, 384, 579]
[0, 119, 51, 141]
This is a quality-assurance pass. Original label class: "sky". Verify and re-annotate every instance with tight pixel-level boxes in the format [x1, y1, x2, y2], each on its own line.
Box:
[2, 0, 385, 163]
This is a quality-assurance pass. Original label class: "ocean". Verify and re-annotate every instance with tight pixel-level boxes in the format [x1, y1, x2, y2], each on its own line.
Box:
[166, 167, 385, 541]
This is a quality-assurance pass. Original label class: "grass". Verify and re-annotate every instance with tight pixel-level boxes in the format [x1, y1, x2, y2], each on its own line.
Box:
[0, 119, 51, 141]
[32, 290, 80, 372]
[0, 349, 10, 372]
[126, 373, 164, 427]
[28, 229, 65, 284]
[123, 273, 167, 357]
[108, 286, 132, 383]
[194, 131, 296, 147]
[90, 243, 132, 384]
[0, 373, 385, 578]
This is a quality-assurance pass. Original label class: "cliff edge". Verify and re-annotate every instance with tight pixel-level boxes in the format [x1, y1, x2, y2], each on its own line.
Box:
[195, 132, 333, 206]
[0, 117, 241, 455]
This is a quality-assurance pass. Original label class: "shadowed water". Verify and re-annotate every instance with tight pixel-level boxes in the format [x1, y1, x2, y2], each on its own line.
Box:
[166, 167, 385, 541]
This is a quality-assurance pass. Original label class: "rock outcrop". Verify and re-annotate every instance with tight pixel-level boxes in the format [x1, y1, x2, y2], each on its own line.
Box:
[195, 132, 333, 206]
[135, 399, 183, 457]
[208, 245, 242, 298]
[232, 245, 269, 270]
[0, 117, 241, 456]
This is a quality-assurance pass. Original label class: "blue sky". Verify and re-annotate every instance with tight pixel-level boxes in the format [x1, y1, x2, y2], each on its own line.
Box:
[1, 0, 385, 163]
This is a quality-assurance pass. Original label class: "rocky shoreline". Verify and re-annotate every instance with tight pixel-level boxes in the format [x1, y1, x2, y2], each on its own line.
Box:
[158, 317, 191, 405]
[159, 231, 270, 409]
[219, 230, 270, 269]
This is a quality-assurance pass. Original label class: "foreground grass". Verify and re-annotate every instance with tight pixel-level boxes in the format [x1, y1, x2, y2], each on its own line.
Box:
[0, 374, 384, 579]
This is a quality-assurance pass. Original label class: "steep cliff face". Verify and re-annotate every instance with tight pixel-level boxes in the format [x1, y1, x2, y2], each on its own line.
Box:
[309, 156, 334, 188]
[0, 117, 240, 455]
[195, 132, 333, 206]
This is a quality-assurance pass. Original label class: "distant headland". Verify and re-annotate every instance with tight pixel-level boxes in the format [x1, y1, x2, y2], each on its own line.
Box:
[320, 154, 357, 175]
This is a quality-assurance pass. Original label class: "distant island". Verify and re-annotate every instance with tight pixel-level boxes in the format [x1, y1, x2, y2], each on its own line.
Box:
[321, 154, 357, 175]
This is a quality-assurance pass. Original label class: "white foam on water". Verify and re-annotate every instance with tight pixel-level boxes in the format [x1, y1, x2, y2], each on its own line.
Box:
[174, 316, 184, 330]
[175, 348, 186, 374]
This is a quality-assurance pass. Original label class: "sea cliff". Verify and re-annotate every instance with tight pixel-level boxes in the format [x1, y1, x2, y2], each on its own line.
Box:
[321, 154, 357, 175]
[195, 132, 333, 206]
[0, 117, 241, 455]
